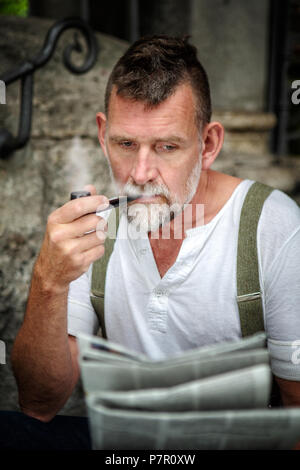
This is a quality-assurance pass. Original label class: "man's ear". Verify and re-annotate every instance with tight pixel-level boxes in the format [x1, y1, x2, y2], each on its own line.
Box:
[96, 112, 107, 157]
[201, 121, 224, 171]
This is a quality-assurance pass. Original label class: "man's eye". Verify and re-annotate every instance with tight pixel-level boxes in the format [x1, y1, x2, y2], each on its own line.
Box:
[159, 144, 177, 152]
[120, 141, 133, 148]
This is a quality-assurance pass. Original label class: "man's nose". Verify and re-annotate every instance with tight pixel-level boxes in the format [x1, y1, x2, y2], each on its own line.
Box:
[130, 148, 159, 185]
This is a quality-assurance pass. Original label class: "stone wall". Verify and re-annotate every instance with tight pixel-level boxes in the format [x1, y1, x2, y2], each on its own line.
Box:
[191, 0, 300, 195]
[191, 0, 269, 112]
[212, 111, 300, 194]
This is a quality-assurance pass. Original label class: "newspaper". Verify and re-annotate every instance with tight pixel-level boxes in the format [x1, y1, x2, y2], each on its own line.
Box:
[96, 365, 272, 411]
[78, 331, 267, 364]
[86, 402, 300, 450]
[78, 332, 269, 392]
[78, 332, 300, 450]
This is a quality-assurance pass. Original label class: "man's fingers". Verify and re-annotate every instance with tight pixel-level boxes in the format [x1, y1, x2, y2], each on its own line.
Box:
[61, 214, 107, 239]
[72, 230, 107, 253]
[50, 195, 109, 224]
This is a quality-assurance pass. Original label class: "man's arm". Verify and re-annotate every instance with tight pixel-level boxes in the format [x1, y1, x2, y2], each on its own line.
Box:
[11, 187, 108, 422]
[276, 376, 300, 406]
[275, 377, 300, 450]
[12, 275, 79, 422]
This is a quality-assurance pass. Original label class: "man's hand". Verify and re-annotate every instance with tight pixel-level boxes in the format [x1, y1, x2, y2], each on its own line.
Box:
[275, 376, 300, 450]
[35, 185, 109, 293]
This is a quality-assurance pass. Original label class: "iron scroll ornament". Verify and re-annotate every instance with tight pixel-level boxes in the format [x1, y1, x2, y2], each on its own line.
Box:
[0, 17, 98, 159]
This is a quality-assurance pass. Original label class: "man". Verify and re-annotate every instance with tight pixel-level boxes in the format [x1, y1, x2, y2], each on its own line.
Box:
[8, 36, 300, 448]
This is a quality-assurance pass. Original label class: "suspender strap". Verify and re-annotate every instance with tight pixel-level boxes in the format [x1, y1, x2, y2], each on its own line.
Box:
[236, 182, 274, 337]
[90, 208, 119, 339]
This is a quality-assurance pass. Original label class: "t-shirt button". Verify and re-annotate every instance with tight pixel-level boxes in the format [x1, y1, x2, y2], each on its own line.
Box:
[155, 289, 168, 297]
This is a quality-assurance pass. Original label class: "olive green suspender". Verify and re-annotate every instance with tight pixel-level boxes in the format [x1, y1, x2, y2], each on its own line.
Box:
[90, 182, 274, 340]
[90, 207, 120, 340]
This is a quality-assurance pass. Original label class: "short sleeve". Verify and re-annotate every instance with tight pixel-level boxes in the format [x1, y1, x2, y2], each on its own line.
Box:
[258, 190, 300, 380]
[67, 264, 99, 337]
[264, 226, 300, 380]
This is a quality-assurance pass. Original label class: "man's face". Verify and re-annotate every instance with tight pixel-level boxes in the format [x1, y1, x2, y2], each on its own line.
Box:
[101, 83, 203, 233]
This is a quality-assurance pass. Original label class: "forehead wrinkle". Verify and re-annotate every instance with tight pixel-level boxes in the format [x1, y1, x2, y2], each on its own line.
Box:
[108, 134, 187, 144]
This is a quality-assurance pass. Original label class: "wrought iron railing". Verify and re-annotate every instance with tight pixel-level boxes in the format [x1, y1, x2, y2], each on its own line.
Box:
[0, 17, 98, 159]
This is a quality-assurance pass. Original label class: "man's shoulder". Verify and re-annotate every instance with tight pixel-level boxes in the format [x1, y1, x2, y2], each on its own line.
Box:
[256, 185, 300, 266]
[260, 185, 300, 230]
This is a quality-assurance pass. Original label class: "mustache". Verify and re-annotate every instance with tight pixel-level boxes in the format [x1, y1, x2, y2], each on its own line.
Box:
[122, 180, 171, 201]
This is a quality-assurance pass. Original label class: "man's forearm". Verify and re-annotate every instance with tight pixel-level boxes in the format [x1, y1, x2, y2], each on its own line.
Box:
[275, 376, 300, 407]
[11, 267, 76, 422]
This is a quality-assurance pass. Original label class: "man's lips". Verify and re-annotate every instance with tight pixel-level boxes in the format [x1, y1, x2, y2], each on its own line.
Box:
[130, 195, 164, 204]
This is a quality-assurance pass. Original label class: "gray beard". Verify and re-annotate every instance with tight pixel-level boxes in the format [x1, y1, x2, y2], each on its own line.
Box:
[107, 154, 202, 235]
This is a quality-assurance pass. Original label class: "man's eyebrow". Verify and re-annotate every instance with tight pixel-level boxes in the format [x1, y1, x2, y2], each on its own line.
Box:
[108, 135, 187, 143]
[109, 135, 131, 143]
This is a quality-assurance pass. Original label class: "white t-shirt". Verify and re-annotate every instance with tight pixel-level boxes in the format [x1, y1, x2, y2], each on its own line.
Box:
[67, 179, 300, 380]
